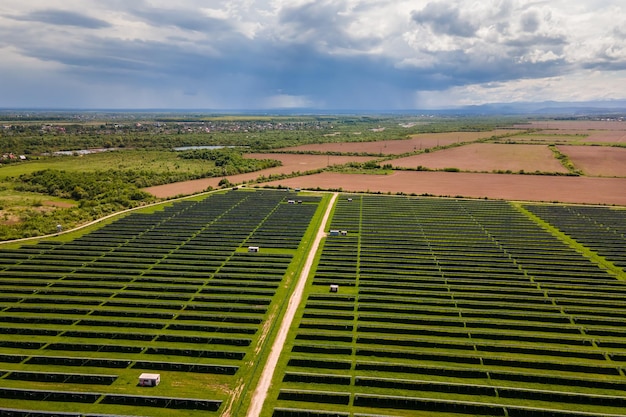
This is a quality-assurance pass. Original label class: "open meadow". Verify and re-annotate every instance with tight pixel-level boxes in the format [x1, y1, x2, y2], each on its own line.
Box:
[0, 150, 215, 179]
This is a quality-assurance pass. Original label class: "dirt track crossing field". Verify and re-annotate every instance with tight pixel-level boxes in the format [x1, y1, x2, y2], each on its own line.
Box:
[246, 193, 338, 417]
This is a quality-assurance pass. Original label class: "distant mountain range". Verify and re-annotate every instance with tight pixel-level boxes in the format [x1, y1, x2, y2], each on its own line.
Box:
[438, 100, 626, 116]
[2, 100, 626, 117]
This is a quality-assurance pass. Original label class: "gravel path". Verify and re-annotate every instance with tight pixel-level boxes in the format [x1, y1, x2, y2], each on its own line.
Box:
[245, 192, 338, 417]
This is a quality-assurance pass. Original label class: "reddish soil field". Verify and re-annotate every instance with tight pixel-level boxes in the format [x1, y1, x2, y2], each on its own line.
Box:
[502, 134, 589, 144]
[512, 130, 626, 144]
[277, 130, 518, 155]
[558, 145, 626, 177]
[144, 153, 374, 198]
[553, 130, 626, 143]
[514, 120, 626, 131]
[258, 171, 626, 206]
[390, 143, 569, 174]
[511, 120, 626, 143]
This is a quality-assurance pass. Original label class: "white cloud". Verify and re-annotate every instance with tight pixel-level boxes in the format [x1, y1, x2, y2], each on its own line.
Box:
[414, 70, 626, 108]
[519, 49, 562, 64]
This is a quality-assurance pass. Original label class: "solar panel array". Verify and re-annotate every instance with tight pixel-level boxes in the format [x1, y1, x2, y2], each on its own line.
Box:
[273, 195, 626, 417]
[0, 189, 320, 417]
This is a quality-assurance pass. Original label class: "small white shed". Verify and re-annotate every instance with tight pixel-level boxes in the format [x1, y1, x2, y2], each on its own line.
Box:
[139, 373, 160, 387]
[330, 284, 339, 293]
[248, 246, 260, 253]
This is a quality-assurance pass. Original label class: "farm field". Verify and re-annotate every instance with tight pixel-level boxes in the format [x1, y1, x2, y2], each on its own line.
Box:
[498, 132, 626, 145]
[145, 154, 374, 198]
[509, 120, 626, 144]
[558, 145, 626, 177]
[0, 189, 325, 417]
[142, 119, 625, 202]
[389, 143, 569, 174]
[277, 129, 518, 155]
[495, 134, 585, 145]
[514, 120, 626, 131]
[264, 194, 626, 417]
[555, 130, 626, 143]
[259, 171, 626, 205]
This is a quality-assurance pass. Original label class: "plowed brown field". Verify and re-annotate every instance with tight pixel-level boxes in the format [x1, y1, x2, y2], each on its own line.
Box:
[515, 120, 626, 130]
[277, 129, 518, 155]
[559, 145, 626, 177]
[144, 153, 374, 198]
[258, 171, 626, 205]
[510, 131, 626, 144]
[390, 143, 569, 174]
[144, 120, 626, 205]
[512, 120, 626, 143]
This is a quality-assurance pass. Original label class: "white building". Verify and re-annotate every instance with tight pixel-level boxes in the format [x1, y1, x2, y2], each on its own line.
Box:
[139, 373, 160, 387]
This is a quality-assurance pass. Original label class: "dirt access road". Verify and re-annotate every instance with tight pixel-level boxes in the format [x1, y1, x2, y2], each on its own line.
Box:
[245, 193, 338, 417]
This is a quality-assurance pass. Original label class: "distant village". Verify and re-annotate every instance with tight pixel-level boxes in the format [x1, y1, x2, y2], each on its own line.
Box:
[0, 152, 26, 162]
[1, 119, 331, 136]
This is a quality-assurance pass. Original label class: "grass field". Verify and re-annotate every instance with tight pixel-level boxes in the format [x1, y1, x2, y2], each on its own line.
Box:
[0, 150, 214, 180]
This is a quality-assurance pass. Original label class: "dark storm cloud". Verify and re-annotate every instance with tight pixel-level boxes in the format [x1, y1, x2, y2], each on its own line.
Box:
[10, 9, 111, 29]
[411, 1, 479, 38]
[17, 35, 226, 80]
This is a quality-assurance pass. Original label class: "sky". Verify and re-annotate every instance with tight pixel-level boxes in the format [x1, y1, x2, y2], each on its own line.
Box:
[1, 0, 626, 110]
